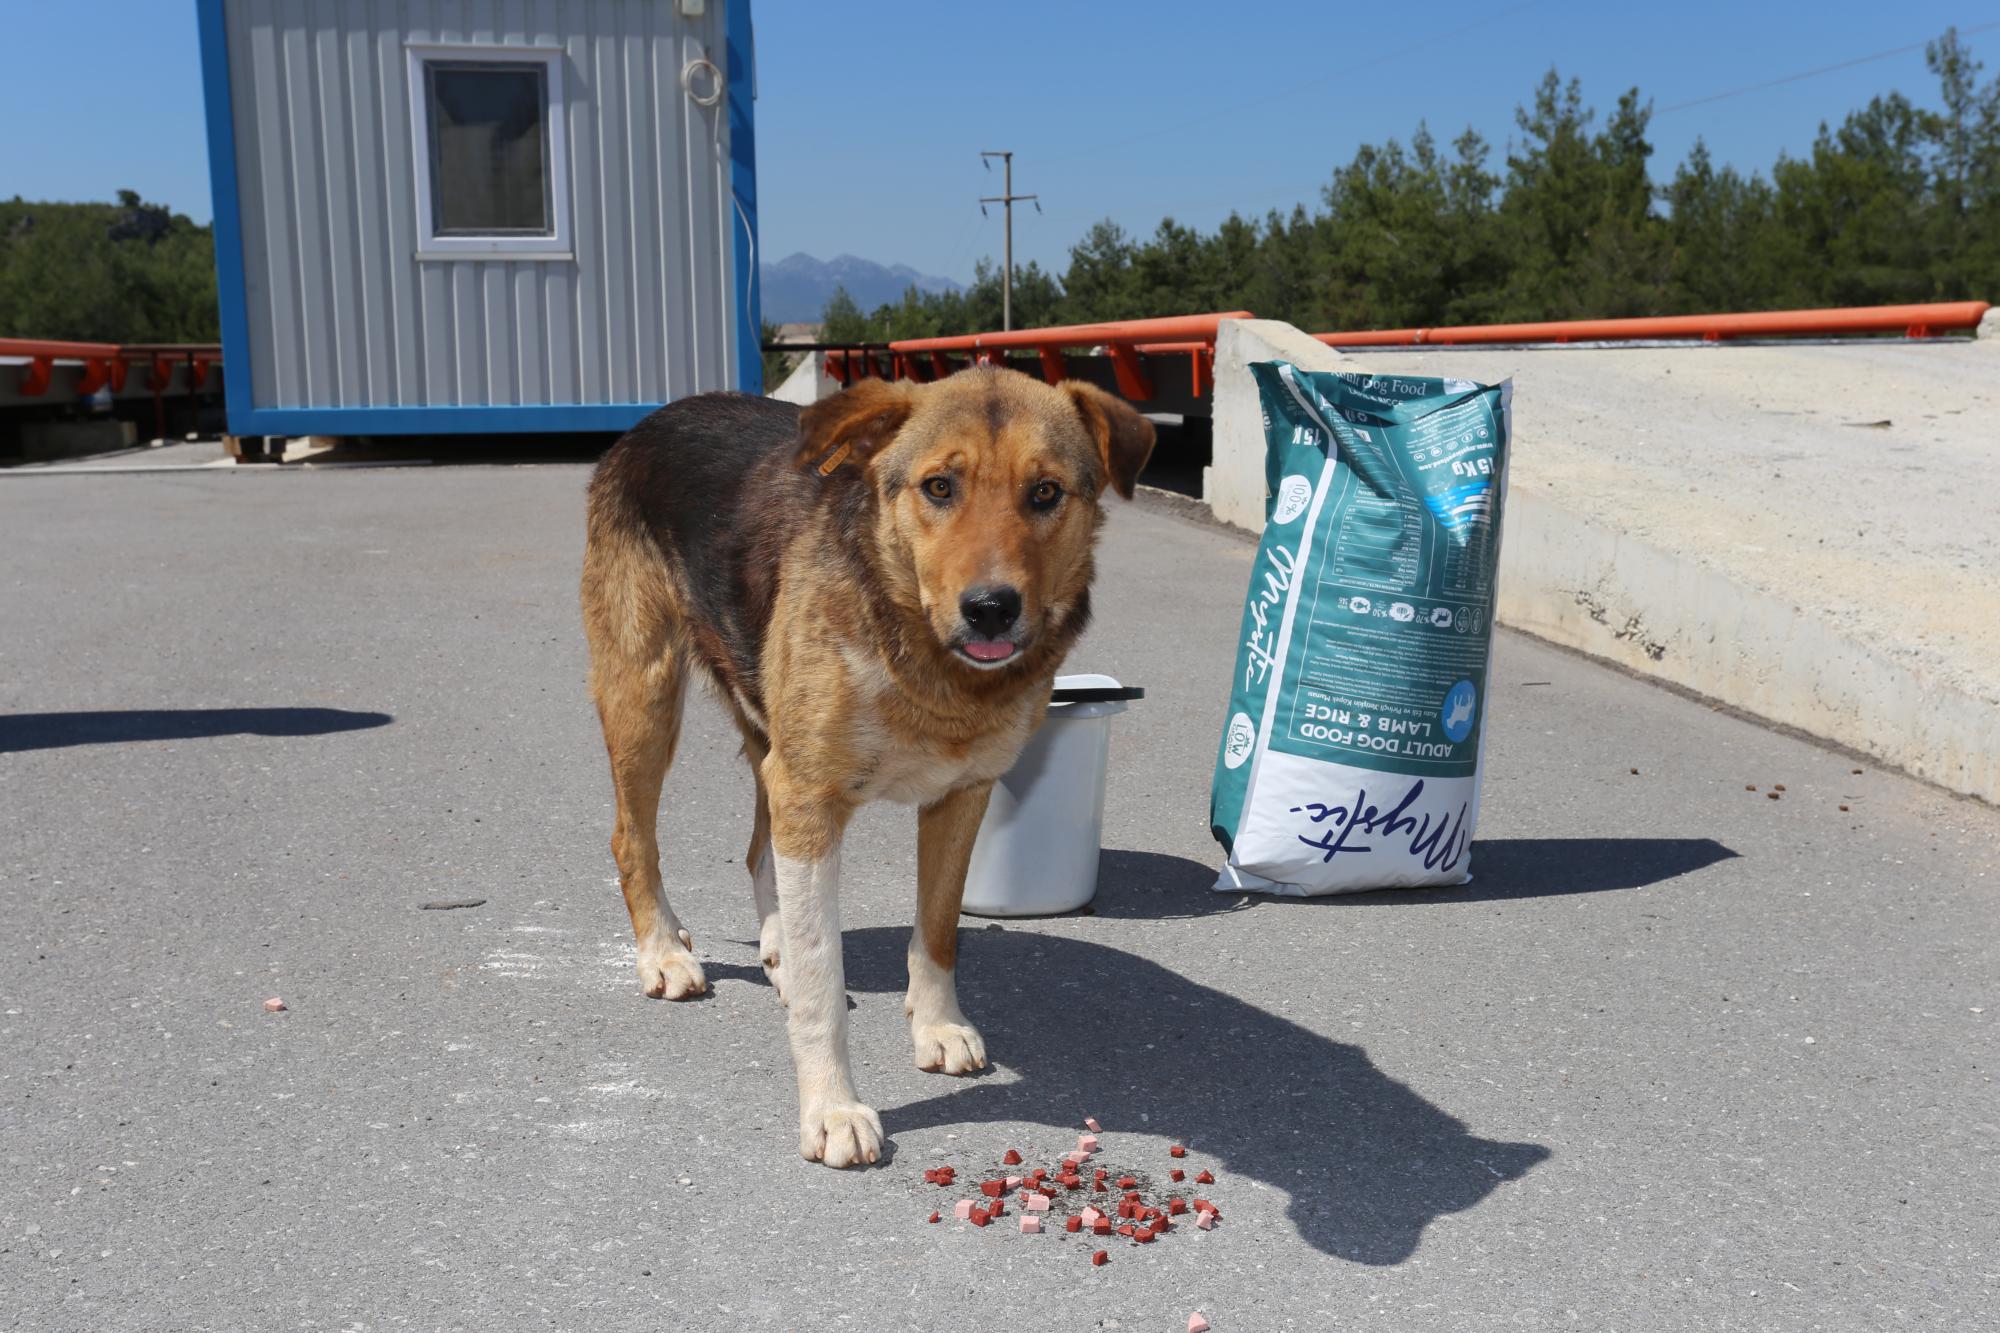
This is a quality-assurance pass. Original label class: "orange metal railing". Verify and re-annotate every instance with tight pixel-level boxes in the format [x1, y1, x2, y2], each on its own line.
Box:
[823, 312, 1252, 400]
[803, 300, 1993, 403]
[2, 338, 225, 437]
[1308, 301, 1990, 348]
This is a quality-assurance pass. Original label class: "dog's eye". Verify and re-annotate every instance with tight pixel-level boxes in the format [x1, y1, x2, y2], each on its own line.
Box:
[923, 476, 954, 503]
[1029, 479, 1063, 511]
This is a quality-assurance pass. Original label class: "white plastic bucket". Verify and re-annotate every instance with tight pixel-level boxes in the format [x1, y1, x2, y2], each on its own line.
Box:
[961, 673, 1141, 917]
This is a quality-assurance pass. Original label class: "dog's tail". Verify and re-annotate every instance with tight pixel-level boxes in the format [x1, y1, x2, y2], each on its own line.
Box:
[582, 455, 681, 666]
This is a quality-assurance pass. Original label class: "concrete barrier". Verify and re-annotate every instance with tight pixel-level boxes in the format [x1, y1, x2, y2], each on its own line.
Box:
[768, 351, 837, 405]
[1207, 318, 2000, 804]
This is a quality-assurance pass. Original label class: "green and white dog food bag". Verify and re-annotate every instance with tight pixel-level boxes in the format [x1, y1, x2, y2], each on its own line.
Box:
[1210, 362, 1512, 894]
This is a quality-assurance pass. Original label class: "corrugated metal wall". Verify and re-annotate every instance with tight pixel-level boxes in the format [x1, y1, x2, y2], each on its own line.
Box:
[223, 0, 738, 411]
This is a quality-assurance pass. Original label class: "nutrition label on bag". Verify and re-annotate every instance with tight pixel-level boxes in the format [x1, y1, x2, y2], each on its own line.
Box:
[1269, 370, 1507, 777]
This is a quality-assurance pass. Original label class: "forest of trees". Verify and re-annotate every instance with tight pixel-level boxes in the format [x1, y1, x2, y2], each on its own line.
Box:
[0, 191, 219, 342]
[820, 29, 2000, 342]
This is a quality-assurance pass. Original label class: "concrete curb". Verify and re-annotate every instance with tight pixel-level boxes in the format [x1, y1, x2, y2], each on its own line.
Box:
[1499, 489, 2000, 803]
[1206, 318, 2000, 805]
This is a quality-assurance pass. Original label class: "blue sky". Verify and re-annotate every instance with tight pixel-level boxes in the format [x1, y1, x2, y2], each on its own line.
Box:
[4, 1, 1993, 284]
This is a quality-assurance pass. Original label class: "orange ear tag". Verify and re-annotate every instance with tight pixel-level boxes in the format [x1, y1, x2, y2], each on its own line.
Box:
[815, 442, 853, 476]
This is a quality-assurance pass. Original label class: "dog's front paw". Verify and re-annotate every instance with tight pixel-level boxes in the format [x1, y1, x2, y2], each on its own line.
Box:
[799, 1101, 883, 1168]
[913, 1020, 987, 1075]
[637, 930, 707, 1000]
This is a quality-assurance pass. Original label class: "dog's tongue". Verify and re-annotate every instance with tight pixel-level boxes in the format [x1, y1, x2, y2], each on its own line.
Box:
[963, 640, 1017, 663]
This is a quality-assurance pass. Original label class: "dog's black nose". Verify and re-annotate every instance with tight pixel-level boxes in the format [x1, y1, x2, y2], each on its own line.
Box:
[959, 585, 1022, 639]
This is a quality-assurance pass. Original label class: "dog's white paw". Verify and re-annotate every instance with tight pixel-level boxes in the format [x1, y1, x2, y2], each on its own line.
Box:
[799, 1101, 883, 1168]
[637, 930, 707, 1000]
[913, 1019, 987, 1075]
[758, 918, 788, 1006]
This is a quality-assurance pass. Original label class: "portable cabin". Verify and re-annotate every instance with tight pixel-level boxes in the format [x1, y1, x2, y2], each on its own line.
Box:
[194, 0, 759, 443]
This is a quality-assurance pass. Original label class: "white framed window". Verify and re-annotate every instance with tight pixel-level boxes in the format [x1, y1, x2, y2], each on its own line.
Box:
[406, 44, 571, 259]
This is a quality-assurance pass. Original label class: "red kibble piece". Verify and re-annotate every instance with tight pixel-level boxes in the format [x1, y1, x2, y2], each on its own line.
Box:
[1002, 1149, 1022, 1166]
[1093, 1181, 1108, 1192]
[970, 1208, 990, 1227]
[1191, 1198, 1217, 1216]
[980, 1180, 1006, 1198]
[1168, 1197, 1188, 1215]
[1092, 1218, 1112, 1236]
[928, 1211, 940, 1224]
[1117, 1223, 1136, 1237]
[1092, 1250, 1109, 1266]
[989, 1200, 1005, 1217]
[1065, 1215, 1083, 1233]
[1169, 1145, 1187, 1158]
[1169, 1168, 1185, 1182]
[1118, 1176, 1138, 1189]
[1094, 1167, 1109, 1179]
[1195, 1170, 1215, 1184]
[1137, 1227, 1156, 1243]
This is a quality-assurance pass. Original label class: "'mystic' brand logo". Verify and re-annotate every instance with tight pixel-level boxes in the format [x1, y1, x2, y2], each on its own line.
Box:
[1271, 474, 1313, 525]
[1288, 778, 1469, 871]
[1223, 712, 1256, 769]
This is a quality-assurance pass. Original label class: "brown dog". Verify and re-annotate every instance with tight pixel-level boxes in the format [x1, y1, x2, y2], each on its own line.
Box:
[581, 367, 1154, 1167]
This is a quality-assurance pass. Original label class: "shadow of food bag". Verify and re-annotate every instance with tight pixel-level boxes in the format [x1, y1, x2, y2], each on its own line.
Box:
[1210, 362, 1512, 894]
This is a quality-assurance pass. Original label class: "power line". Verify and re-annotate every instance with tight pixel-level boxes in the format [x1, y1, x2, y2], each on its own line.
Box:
[1656, 19, 2000, 116]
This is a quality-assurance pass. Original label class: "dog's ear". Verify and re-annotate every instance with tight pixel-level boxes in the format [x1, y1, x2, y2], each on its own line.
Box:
[797, 379, 919, 476]
[1063, 381, 1156, 500]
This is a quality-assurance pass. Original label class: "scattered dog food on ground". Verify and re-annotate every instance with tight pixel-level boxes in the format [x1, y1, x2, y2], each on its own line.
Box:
[262, 996, 286, 1012]
[921, 1122, 1223, 1264]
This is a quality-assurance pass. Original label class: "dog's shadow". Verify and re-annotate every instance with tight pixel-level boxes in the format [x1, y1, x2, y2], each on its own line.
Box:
[842, 920, 1541, 1264]
[836, 836, 1733, 1262]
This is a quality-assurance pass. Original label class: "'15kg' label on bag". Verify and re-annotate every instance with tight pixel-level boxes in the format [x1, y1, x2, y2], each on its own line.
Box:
[1211, 361, 1512, 895]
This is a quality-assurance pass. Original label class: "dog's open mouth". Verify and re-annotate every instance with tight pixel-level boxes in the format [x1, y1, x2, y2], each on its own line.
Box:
[957, 639, 1019, 667]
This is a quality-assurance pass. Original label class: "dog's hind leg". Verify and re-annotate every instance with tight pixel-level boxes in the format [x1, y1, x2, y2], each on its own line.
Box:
[908, 781, 992, 1075]
[738, 729, 786, 1004]
[593, 648, 707, 1000]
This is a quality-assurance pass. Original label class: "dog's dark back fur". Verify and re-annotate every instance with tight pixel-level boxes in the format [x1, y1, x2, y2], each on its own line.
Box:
[589, 394, 791, 720]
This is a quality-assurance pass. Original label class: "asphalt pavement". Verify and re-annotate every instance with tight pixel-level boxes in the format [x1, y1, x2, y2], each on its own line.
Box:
[2, 463, 1994, 1331]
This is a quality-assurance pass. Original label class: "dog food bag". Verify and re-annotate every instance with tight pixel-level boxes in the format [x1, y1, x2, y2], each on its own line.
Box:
[1210, 362, 1512, 894]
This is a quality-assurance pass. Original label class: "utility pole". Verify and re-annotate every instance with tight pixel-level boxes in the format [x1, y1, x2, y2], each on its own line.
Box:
[979, 151, 1038, 331]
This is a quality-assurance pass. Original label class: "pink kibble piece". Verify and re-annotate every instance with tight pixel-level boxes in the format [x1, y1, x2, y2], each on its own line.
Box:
[1084, 1117, 1101, 1131]
[1018, 1214, 1041, 1234]
[954, 1200, 975, 1220]
[1025, 1194, 1051, 1212]
[1077, 1134, 1099, 1153]
[1079, 1205, 1104, 1226]
[1188, 1315, 1211, 1333]
[1064, 1149, 1091, 1164]
[1196, 1209, 1216, 1230]
[1004, 1175, 1023, 1190]
[262, 997, 287, 1012]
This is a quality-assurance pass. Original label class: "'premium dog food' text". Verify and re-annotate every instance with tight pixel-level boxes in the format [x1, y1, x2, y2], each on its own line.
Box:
[1210, 362, 1513, 894]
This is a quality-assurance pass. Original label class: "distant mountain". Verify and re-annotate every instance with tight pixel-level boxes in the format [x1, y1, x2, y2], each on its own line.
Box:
[759, 252, 963, 324]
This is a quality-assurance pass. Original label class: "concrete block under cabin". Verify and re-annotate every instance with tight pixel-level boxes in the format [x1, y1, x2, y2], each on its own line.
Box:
[195, 0, 764, 443]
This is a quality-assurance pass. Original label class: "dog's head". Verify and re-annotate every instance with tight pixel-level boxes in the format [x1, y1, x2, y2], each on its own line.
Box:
[797, 368, 1155, 671]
